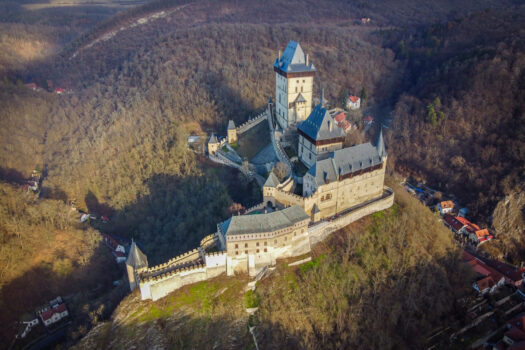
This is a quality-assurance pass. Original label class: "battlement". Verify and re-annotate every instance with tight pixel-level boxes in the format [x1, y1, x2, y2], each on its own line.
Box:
[141, 262, 206, 283]
[200, 233, 217, 251]
[205, 251, 226, 257]
[236, 113, 267, 134]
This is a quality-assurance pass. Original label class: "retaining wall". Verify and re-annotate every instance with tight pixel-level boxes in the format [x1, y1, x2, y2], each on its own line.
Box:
[308, 187, 395, 245]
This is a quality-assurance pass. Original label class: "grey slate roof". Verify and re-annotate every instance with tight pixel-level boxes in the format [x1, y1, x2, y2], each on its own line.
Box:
[126, 241, 148, 269]
[220, 205, 309, 236]
[297, 105, 346, 141]
[307, 143, 383, 186]
[295, 93, 307, 103]
[274, 41, 316, 74]
[264, 172, 280, 188]
[208, 133, 218, 144]
[227, 120, 236, 130]
[377, 128, 387, 158]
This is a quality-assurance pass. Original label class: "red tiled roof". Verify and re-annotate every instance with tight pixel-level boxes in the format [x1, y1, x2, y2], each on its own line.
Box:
[103, 234, 121, 251]
[40, 303, 66, 321]
[440, 201, 454, 209]
[334, 112, 346, 123]
[480, 259, 525, 284]
[340, 120, 351, 131]
[476, 276, 495, 291]
[444, 214, 465, 232]
[474, 229, 490, 239]
[348, 96, 360, 103]
[462, 251, 505, 282]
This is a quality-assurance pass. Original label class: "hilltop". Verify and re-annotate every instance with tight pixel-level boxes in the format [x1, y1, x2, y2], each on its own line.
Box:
[73, 181, 470, 350]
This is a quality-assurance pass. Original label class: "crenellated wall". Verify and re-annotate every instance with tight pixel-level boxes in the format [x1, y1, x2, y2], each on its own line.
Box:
[236, 113, 267, 134]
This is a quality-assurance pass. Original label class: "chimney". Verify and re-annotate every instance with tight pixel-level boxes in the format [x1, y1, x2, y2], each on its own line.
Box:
[306, 54, 309, 66]
[278, 50, 281, 62]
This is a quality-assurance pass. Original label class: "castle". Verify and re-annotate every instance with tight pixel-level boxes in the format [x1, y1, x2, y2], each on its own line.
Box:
[126, 40, 394, 301]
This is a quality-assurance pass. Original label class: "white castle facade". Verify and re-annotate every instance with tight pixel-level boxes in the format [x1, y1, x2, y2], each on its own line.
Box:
[127, 40, 394, 301]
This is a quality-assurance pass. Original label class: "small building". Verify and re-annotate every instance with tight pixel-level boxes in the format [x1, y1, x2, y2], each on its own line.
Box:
[473, 275, 505, 295]
[469, 228, 493, 245]
[38, 303, 68, 327]
[103, 234, 125, 254]
[297, 104, 346, 168]
[502, 314, 525, 348]
[363, 115, 374, 126]
[207, 133, 220, 155]
[443, 214, 468, 234]
[227, 120, 237, 144]
[437, 200, 454, 215]
[346, 95, 361, 110]
[55, 88, 65, 94]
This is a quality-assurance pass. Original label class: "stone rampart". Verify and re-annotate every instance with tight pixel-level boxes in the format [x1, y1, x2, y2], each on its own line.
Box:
[244, 202, 266, 214]
[308, 187, 394, 245]
[236, 113, 267, 134]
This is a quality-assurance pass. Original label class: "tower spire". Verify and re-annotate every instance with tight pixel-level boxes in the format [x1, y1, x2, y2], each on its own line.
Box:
[377, 127, 387, 159]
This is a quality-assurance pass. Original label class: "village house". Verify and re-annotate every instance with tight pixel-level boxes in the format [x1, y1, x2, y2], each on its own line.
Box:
[330, 109, 353, 133]
[37, 303, 68, 327]
[346, 95, 361, 110]
[363, 115, 374, 126]
[469, 228, 493, 246]
[437, 200, 455, 215]
[274, 41, 316, 128]
[297, 104, 346, 168]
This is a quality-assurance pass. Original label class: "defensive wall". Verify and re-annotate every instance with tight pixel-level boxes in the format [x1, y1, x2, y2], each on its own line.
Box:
[308, 187, 394, 245]
[236, 112, 267, 134]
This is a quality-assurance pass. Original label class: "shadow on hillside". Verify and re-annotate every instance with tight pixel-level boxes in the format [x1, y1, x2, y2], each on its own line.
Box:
[93, 168, 261, 266]
[0, 243, 124, 348]
[0, 167, 26, 184]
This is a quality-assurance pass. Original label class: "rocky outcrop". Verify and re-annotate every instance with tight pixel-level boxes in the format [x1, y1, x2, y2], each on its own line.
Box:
[493, 191, 525, 239]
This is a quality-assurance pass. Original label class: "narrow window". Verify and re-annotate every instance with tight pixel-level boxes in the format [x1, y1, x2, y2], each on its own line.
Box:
[235, 244, 238, 248]
[264, 248, 267, 252]
[236, 251, 239, 255]
[256, 242, 259, 247]
[245, 250, 248, 255]
[256, 249, 260, 253]
[245, 243, 248, 248]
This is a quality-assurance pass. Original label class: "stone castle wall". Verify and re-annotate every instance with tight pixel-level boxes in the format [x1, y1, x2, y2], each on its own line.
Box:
[236, 112, 267, 134]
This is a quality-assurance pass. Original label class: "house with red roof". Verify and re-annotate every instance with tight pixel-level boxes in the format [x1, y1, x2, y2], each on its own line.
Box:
[469, 228, 493, 245]
[363, 115, 374, 126]
[346, 95, 361, 110]
[463, 252, 506, 294]
[501, 314, 525, 349]
[443, 214, 468, 234]
[437, 200, 455, 215]
[103, 234, 127, 263]
[38, 303, 68, 327]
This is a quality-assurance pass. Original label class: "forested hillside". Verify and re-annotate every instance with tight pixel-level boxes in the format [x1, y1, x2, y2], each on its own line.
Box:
[386, 8, 525, 222]
[1, 0, 524, 347]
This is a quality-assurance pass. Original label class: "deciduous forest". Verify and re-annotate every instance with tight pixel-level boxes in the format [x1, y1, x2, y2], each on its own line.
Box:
[0, 0, 523, 347]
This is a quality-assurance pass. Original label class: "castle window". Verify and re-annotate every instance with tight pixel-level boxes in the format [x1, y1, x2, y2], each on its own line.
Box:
[264, 242, 267, 246]
[264, 248, 267, 252]
[245, 243, 248, 248]
[256, 242, 259, 247]
[301, 86, 303, 92]
[295, 87, 298, 93]
[296, 80, 299, 83]
[274, 239, 277, 244]
[256, 249, 260, 253]
[303, 80, 305, 83]
[236, 251, 239, 255]
[284, 237, 287, 241]
[245, 250, 248, 255]
[235, 244, 238, 248]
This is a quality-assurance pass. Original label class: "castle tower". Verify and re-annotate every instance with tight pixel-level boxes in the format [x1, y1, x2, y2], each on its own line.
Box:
[126, 240, 148, 291]
[274, 41, 316, 129]
[208, 133, 219, 155]
[227, 120, 237, 144]
[377, 128, 387, 163]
